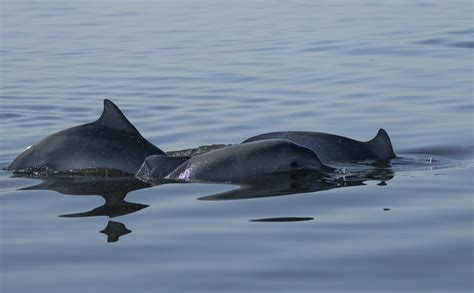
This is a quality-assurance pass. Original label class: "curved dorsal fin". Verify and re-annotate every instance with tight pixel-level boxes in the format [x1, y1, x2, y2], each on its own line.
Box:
[95, 99, 139, 133]
[366, 128, 396, 160]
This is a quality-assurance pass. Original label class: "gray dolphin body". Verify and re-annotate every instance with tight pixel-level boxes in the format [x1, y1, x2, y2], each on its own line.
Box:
[160, 139, 334, 183]
[7, 100, 165, 175]
[242, 129, 396, 163]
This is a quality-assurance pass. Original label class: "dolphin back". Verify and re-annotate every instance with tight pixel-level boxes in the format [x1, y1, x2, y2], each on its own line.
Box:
[243, 129, 396, 162]
[7, 99, 165, 175]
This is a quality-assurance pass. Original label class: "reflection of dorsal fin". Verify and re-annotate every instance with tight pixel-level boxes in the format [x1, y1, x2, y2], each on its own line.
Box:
[95, 99, 139, 133]
[366, 129, 396, 160]
[58, 202, 149, 218]
[100, 221, 132, 243]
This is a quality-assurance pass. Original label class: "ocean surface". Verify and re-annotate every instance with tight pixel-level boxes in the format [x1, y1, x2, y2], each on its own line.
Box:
[1, 1, 473, 292]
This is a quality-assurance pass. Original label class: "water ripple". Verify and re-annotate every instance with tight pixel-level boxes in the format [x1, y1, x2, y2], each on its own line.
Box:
[1, 1, 472, 292]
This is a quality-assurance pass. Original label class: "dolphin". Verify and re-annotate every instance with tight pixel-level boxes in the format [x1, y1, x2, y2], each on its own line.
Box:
[7, 99, 165, 175]
[242, 129, 396, 163]
[159, 139, 334, 183]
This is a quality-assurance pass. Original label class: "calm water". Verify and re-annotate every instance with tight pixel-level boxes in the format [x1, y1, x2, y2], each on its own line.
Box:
[1, 1, 473, 292]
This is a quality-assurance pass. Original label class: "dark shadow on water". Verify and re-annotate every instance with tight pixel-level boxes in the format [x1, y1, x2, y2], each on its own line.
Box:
[100, 221, 132, 243]
[14, 144, 469, 242]
[198, 164, 394, 201]
[12, 159, 404, 241]
[251, 217, 314, 222]
[20, 176, 150, 218]
[12, 144, 468, 242]
[19, 176, 150, 243]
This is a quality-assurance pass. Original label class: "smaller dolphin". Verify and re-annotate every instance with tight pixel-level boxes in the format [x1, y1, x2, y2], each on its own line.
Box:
[242, 129, 396, 163]
[7, 99, 165, 175]
[161, 139, 334, 183]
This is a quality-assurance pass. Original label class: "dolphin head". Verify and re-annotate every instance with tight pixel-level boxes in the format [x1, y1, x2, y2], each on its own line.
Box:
[267, 140, 335, 173]
[241, 139, 334, 175]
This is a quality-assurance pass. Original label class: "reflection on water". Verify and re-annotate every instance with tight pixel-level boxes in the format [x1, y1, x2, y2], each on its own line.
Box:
[100, 221, 132, 243]
[250, 217, 314, 222]
[198, 166, 394, 201]
[16, 159, 397, 242]
[20, 176, 150, 242]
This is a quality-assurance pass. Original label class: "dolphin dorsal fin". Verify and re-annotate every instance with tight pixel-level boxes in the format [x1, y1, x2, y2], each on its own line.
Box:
[366, 128, 396, 160]
[96, 99, 139, 133]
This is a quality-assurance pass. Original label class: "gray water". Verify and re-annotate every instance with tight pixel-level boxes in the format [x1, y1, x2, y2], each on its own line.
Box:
[1, 0, 473, 292]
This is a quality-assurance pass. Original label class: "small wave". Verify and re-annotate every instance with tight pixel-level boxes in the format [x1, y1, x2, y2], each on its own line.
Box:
[389, 146, 473, 172]
[446, 28, 474, 35]
[398, 145, 474, 160]
[413, 38, 448, 46]
[413, 37, 474, 49]
[449, 41, 474, 49]
[390, 155, 459, 172]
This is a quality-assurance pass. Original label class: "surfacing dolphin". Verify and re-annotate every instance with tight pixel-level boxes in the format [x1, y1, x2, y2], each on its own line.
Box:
[138, 139, 335, 184]
[242, 129, 396, 163]
[7, 99, 165, 175]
